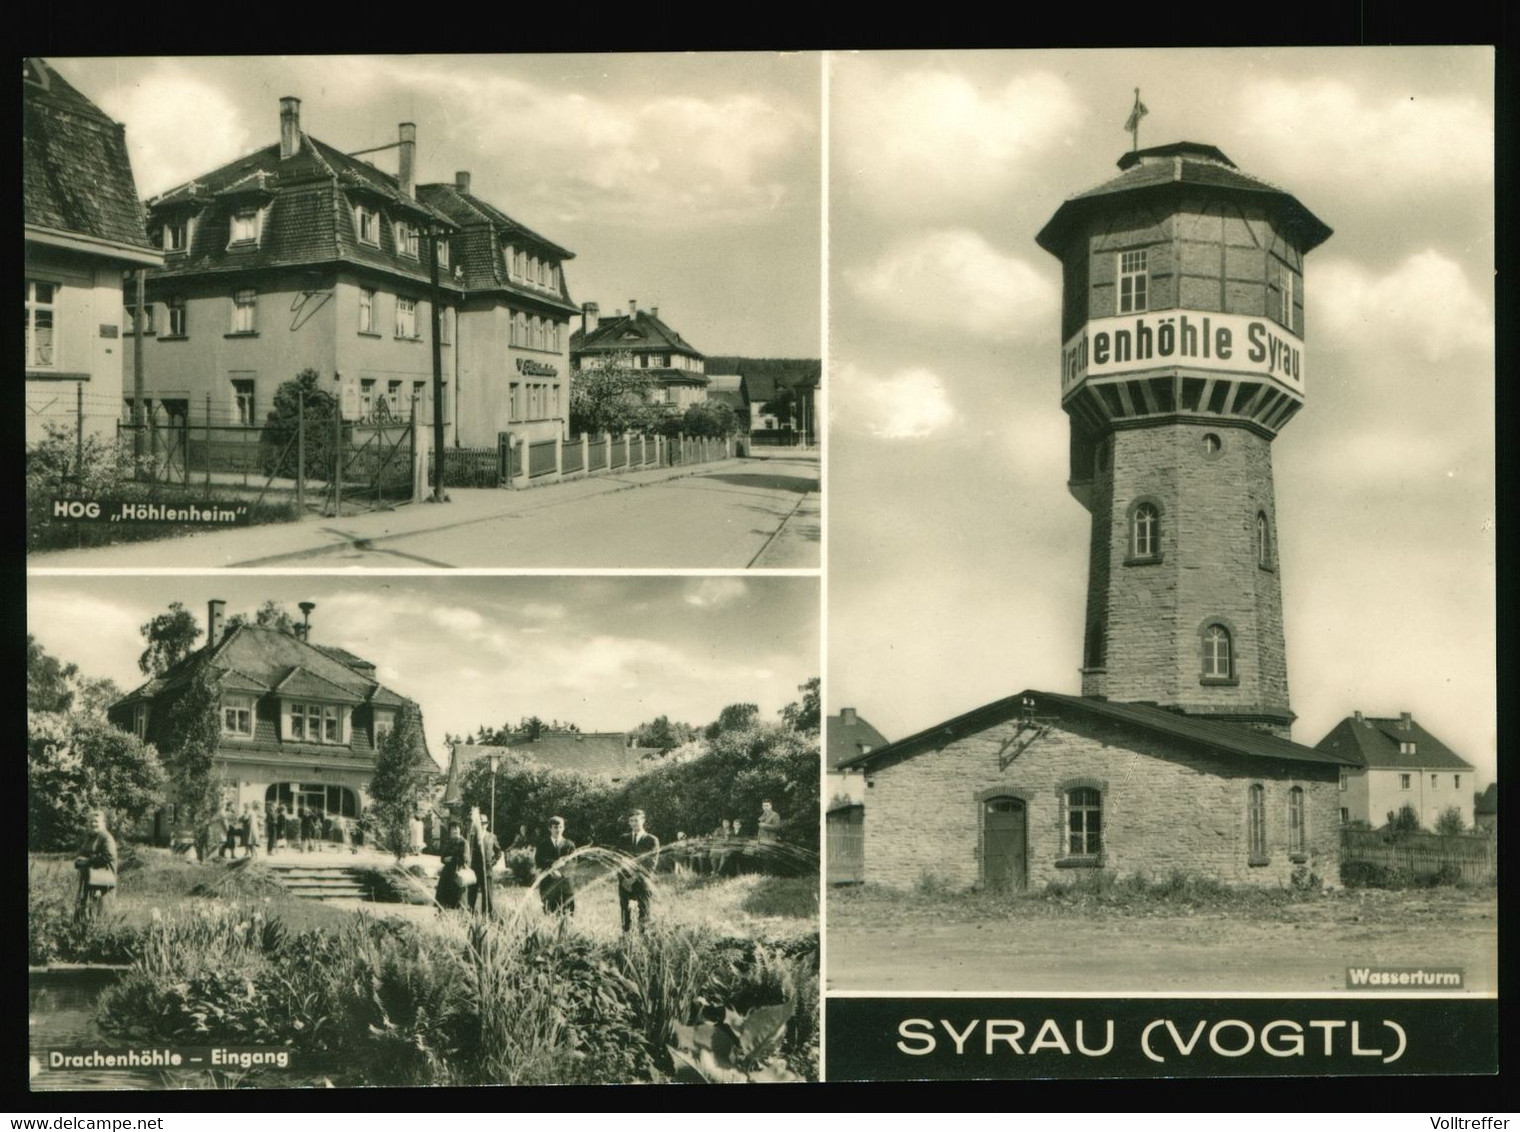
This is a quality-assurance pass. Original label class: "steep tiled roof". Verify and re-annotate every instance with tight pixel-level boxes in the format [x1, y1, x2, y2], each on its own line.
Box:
[24, 58, 156, 253]
[705, 358, 820, 402]
[1313, 716, 1474, 771]
[570, 309, 704, 358]
[827, 711, 889, 770]
[146, 134, 458, 290]
[444, 734, 641, 804]
[1036, 140, 1333, 257]
[1474, 783, 1497, 816]
[839, 690, 1351, 772]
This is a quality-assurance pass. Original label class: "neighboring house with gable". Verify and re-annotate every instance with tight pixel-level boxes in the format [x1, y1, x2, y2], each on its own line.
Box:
[109, 599, 428, 842]
[705, 372, 750, 432]
[569, 301, 710, 410]
[24, 57, 163, 445]
[706, 357, 819, 444]
[1315, 711, 1478, 830]
[1473, 783, 1497, 834]
[827, 707, 887, 808]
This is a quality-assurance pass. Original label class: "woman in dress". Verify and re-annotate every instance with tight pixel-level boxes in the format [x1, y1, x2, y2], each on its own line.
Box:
[73, 809, 118, 924]
[434, 820, 468, 910]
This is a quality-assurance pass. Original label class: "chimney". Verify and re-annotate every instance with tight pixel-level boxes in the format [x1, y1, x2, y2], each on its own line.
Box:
[650, 305, 659, 319]
[455, 170, 471, 194]
[207, 599, 226, 647]
[628, 298, 637, 319]
[299, 601, 316, 641]
[583, 302, 600, 335]
[840, 707, 857, 726]
[1353, 710, 1364, 724]
[279, 97, 302, 160]
[398, 123, 416, 199]
[1400, 711, 1413, 731]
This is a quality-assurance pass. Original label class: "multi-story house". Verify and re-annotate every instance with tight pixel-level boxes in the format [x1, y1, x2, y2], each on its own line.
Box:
[24, 58, 162, 445]
[569, 301, 710, 410]
[126, 97, 578, 448]
[1315, 711, 1477, 830]
[109, 600, 425, 841]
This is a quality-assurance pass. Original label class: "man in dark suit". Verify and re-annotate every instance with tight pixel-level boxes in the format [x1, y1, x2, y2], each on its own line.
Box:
[533, 816, 577, 916]
[466, 808, 502, 916]
[617, 809, 660, 932]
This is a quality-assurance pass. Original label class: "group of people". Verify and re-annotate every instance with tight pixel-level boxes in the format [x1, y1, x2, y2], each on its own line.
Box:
[434, 801, 783, 932]
[204, 801, 365, 860]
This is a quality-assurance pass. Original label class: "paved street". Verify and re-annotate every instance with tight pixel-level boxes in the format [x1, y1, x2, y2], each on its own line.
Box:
[32, 452, 819, 570]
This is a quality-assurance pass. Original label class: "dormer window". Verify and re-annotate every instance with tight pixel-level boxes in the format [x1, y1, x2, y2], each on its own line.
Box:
[395, 220, 419, 259]
[159, 217, 190, 253]
[435, 239, 450, 269]
[222, 694, 255, 738]
[133, 703, 150, 740]
[356, 205, 380, 246]
[1400, 741, 1417, 755]
[230, 207, 259, 245]
[374, 709, 396, 745]
[286, 700, 349, 745]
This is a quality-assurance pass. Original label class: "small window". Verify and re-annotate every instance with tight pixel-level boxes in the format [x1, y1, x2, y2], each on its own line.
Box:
[1399, 740, 1417, 755]
[230, 208, 258, 244]
[1118, 249, 1148, 314]
[1288, 786, 1306, 855]
[1454, 774, 1462, 789]
[1400, 773, 1412, 790]
[395, 220, 418, 259]
[231, 289, 257, 334]
[25, 279, 56, 368]
[1132, 503, 1159, 558]
[1202, 624, 1233, 680]
[1256, 512, 1272, 568]
[167, 297, 187, 337]
[440, 307, 452, 346]
[412, 381, 427, 418]
[1339, 772, 1348, 791]
[125, 300, 154, 335]
[509, 382, 521, 421]
[386, 380, 402, 415]
[1340, 807, 1349, 825]
[359, 288, 376, 334]
[133, 703, 150, 740]
[1247, 784, 1267, 862]
[1274, 258, 1295, 332]
[164, 218, 189, 252]
[1201, 432, 1222, 458]
[374, 710, 396, 745]
[232, 379, 256, 426]
[1431, 774, 1438, 789]
[436, 239, 450, 269]
[1066, 787, 1102, 857]
[360, 379, 376, 417]
[222, 694, 255, 737]
[395, 297, 418, 339]
[356, 206, 379, 246]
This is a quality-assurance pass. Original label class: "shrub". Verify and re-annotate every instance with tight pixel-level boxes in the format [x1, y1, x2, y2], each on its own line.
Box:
[1434, 807, 1466, 837]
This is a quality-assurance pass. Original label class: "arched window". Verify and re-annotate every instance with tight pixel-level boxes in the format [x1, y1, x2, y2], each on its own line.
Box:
[1066, 787, 1102, 857]
[1247, 784, 1267, 862]
[1202, 623, 1233, 680]
[1288, 786, 1306, 856]
[1132, 503, 1158, 558]
[1256, 512, 1271, 568]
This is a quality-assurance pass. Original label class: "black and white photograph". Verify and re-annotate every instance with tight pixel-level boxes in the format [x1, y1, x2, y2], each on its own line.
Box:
[24, 54, 820, 569]
[824, 47, 1497, 1005]
[27, 574, 820, 1088]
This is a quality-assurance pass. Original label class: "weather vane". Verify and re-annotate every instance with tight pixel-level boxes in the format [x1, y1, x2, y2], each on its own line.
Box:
[1124, 88, 1149, 152]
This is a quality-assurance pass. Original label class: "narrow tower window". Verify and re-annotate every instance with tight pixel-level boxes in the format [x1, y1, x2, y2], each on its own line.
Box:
[1256, 511, 1271, 568]
[1288, 786, 1306, 856]
[1118, 249, 1148, 313]
[1202, 623, 1233, 681]
[1132, 503, 1159, 558]
[1248, 784, 1268, 863]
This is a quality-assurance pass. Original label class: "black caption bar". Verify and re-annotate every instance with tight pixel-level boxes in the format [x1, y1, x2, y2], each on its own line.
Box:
[50, 499, 252, 525]
[825, 997, 1498, 1080]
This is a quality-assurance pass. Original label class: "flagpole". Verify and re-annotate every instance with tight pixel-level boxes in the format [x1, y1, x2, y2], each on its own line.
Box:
[1131, 88, 1141, 152]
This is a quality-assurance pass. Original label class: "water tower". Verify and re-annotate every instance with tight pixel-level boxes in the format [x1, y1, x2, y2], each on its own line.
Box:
[1036, 141, 1331, 737]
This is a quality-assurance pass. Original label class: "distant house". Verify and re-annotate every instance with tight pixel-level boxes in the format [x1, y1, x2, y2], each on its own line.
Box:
[569, 301, 709, 411]
[24, 58, 163, 445]
[443, 732, 656, 808]
[109, 599, 427, 842]
[1313, 711, 1477, 830]
[827, 707, 887, 808]
[1473, 783, 1497, 833]
[706, 357, 819, 444]
[705, 373, 750, 431]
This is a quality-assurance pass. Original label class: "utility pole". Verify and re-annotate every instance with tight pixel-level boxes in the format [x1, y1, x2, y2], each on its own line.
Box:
[132, 270, 146, 456]
[428, 227, 447, 503]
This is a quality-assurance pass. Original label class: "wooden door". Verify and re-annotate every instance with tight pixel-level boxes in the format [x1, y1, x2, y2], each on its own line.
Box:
[827, 805, 865, 885]
[984, 797, 1027, 892]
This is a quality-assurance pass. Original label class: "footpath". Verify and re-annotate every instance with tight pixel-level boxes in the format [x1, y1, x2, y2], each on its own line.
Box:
[33, 457, 763, 570]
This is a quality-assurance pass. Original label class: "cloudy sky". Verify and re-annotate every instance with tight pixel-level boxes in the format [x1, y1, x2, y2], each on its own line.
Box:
[827, 48, 1496, 783]
[49, 53, 822, 359]
[28, 575, 819, 766]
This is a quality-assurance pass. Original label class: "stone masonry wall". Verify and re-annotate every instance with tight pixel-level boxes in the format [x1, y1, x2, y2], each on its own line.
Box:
[861, 713, 1339, 890]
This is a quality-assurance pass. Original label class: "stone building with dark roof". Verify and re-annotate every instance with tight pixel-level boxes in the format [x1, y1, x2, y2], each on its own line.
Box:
[569, 301, 710, 410]
[24, 58, 163, 444]
[109, 599, 428, 840]
[125, 97, 578, 447]
[1314, 711, 1477, 830]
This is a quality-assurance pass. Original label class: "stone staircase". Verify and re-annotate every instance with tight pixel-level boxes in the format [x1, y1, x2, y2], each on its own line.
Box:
[265, 859, 372, 902]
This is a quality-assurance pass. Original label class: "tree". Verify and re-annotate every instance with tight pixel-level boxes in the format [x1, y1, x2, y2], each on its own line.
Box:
[226, 600, 298, 635]
[680, 401, 738, 439]
[569, 351, 655, 436]
[262, 368, 339, 479]
[781, 678, 820, 733]
[74, 675, 124, 718]
[29, 711, 166, 850]
[1434, 806, 1466, 836]
[28, 635, 78, 713]
[367, 706, 436, 861]
[1385, 803, 1422, 836]
[160, 667, 228, 860]
[760, 385, 798, 430]
[138, 602, 203, 677]
[634, 715, 697, 754]
[705, 703, 760, 740]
